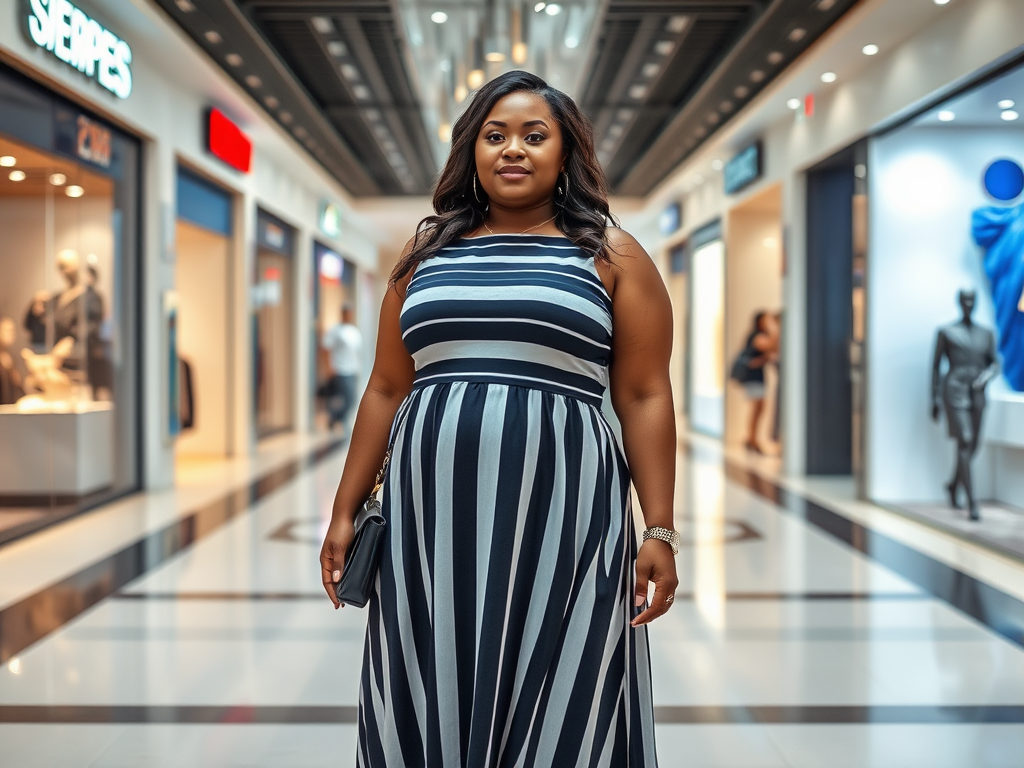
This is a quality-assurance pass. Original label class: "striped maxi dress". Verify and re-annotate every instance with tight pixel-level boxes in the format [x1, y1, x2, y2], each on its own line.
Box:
[357, 233, 658, 768]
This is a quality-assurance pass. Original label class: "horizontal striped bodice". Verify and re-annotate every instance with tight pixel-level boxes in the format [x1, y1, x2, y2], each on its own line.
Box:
[401, 234, 613, 408]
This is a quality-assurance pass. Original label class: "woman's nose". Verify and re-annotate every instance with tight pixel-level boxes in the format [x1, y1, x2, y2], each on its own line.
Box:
[504, 138, 525, 158]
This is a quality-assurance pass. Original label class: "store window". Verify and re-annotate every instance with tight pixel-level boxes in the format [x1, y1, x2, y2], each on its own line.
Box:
[313, 241, 357, 430]
[0, 64, 140, 543]
[253, 208, 295, 439]
[688, 223, 725, 438]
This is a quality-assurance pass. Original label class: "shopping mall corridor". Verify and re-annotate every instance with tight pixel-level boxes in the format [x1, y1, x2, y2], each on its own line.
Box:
[1, 437, 1022, 767]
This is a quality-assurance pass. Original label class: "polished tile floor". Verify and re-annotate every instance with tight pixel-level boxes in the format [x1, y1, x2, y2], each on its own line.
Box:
[1, 438, 1023, 767]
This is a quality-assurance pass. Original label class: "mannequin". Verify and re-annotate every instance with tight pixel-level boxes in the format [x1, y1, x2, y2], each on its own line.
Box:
[931, 290, 1000, 521]
[0, 317, 26, 406]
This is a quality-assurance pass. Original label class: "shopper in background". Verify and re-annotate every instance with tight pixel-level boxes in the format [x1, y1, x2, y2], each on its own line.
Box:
[732, 310, 780, 453]
[321, 304, 362, 432]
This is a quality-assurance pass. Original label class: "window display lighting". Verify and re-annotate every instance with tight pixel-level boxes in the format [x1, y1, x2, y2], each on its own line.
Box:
[0, 156, 15, 167]
[862, 44, 879, 56]
[545, 4, 562, 15]
[431, 12, 448, 24]
[65, 185, 84, 198]
[49, 173, 66, 186]
[821, 71, 837, 83]
[787, 98, 801, 109]
[8, 170, 26, 181]
[1001, 110, 1020, 121]
[534, 2, 546, 11]
[937, 110, 955, 121]
[998, 100, 1015, 109]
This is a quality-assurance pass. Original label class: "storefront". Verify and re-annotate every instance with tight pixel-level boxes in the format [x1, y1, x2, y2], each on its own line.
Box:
[865, 60, 1024, 546]
[0, 61, 141, 542]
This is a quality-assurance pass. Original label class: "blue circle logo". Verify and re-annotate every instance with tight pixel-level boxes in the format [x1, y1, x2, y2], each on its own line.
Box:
[983, 159, 1024, 201]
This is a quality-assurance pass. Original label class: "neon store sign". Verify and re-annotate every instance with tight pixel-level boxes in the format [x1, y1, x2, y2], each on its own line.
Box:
[25, 0, 133, 99]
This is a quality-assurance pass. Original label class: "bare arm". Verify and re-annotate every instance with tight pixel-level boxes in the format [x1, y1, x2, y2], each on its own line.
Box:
[320, 254, 416, 607]
[600, 229, 678, 626]
[974, 330, 1000, 390]
[931, 330, 946, 419]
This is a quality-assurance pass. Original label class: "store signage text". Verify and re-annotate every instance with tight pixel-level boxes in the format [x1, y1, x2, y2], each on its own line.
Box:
[76, 114, 111, 167]
[207, 108, 252, 173]
[319, 200, 342, 238]
[25, 0, 133, 100]
[724, 141, 762, 196]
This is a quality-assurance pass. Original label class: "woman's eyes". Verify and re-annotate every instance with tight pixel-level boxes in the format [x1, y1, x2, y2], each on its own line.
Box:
[484, 132, 546, 143]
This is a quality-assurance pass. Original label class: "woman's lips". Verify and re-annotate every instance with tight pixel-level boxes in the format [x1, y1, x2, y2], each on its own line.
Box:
[497, 167, 529, 180]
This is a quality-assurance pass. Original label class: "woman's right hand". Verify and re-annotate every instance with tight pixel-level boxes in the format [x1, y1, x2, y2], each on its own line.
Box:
[320, 516, 355, 608]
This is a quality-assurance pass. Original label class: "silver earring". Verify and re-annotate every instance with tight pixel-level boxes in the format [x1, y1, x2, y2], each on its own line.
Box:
[556, 173, 568, 203]
[473, 174, 483, 204]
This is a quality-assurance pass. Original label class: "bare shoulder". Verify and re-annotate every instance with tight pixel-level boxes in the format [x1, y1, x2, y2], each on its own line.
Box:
[605, 227, 647, 260]
[599, 227, 662, 296]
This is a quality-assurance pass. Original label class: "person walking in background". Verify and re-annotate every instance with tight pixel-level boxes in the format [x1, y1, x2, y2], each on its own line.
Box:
[732, 310, 780, 453]
[321, 304, 362, 432]
[319, 70, 677, 767]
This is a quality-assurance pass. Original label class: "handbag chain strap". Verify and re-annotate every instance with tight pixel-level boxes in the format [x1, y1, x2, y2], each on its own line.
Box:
[370, 450, 391, 499]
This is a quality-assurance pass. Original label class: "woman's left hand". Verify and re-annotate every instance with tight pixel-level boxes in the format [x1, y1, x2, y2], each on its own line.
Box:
[631, 539, 679, 626]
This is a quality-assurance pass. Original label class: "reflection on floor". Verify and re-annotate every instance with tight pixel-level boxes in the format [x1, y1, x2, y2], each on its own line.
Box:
[1, 437, 1023, 766]
[895, 501, 1024, 562]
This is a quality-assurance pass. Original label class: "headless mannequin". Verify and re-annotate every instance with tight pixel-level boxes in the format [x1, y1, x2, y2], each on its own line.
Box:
[931, 290, 999, 521]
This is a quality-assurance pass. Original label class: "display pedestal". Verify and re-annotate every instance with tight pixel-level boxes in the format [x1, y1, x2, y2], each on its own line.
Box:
[0, 402, 114, 496]
[986, 392, 1024, 449]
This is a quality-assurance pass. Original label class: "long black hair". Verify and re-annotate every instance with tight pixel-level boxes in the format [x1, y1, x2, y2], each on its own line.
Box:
[391, 70, 618, 283]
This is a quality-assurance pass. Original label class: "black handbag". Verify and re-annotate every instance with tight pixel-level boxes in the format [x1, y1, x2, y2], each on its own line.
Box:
[729, 346, 757, 383]
[334, 447, 392, 609]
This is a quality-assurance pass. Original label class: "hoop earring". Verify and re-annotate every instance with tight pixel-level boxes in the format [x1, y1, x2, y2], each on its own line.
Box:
[473, 173, 484, 205]
[556, 173, 569, 205]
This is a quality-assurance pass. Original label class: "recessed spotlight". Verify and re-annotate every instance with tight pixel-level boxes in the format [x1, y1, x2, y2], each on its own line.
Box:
[264, 96, 279, 109]
[767, 51, 784, 65]
[174, 0, 195, 11]
[788, 28, 806, 42]
[854, 164, 867, 179]
[225, 53, 243, 67]
[468, 69, 485, 89]
[719, 100, 734, 113]
[340, 64, 360, 81]
[608, 123, 624, 137]
[353, 84, 371, 100]
[0, 156, 15, 167]
[821, 71, 837, 83]
[245, 75, 262, 88]
[642, 62, 660, 78]
[326, 40, 347, 57]
[750, 70, 765, 83]
[818, 0, 837, 9]
[734, 85, 750, 99]
[8, 170, 26, 181]
[628, 84, 648, 100]
[534, 2, 546, 11]
[564, 36, 579, 49]
[711, 159, 724, 171]
[49, 173, 67, 186]
[937, 110, 955, 122]
[485, 51, 507, 62]
[65, 185, 84, 197]
[311, 16, 334, 34]
[654, 40, 674, 56]
[545, 3, 562, 15]
[998, 100, 1015, 109]
[430, 11, 448, 23]
[204, 30, 222, 44]
[933, 0, 950, 4]
[1001, 110, 1020, 121]
[787, 98, 801, 109]
[862, 44, 879, 55]
[280, 111, 293, 124]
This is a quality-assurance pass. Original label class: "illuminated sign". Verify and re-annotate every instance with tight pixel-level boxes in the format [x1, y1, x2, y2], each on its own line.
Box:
[75, 114, 111, 167]
[207, 108, 252, 173]
[659, 201, 681, 235]
[319, 200, 342, 238]
[724, 141, 762, 195]
[25, 0, 133, 99]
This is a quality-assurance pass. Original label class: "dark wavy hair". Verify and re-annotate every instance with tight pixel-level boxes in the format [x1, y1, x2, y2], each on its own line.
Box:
[390, 70, 618, 283]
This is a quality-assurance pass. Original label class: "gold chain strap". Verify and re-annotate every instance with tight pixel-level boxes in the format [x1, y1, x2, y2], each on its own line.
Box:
[370, 449, 391, 499]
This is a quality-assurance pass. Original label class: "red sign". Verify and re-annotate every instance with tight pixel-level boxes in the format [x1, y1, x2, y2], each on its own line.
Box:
[207, 108, 252, 173]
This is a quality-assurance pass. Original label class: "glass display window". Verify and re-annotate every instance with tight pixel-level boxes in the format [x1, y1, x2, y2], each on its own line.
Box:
[0, 67, 140, 543]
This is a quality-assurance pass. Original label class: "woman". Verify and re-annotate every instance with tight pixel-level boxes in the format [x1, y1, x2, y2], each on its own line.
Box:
[320, 70, 678, 767]
[739, 311, 779, 453]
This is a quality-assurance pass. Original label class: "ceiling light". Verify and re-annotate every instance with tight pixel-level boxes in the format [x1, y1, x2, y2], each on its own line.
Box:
[788, 28, 806, 42]
[767, 51, 784, 65]
[711, 159, 724, 171]
[49, 173, 67, 185]
[706, 112, 720, 125]
[326, 40, 347, 57]
[642, 62, 660, 78]
[512, 42, 528, 64]
[438, 123, 452, 143]
[65, 185, 84, 197]
[854, 164, 867, 178]
[264, 96, 279, 109]
[294, 126, 307, 138]
[820, 71, 837, 83]
[341, 64, 360, 81]
[608, 123, 624, 137]
[174, 0, 195, 11]
[787, 98, 801, 109]
[734, 85, 750, 99]
[564, 36, 579, 49]
[545, 4, 562, 15]
[454, 83, 469, 102]
[225, 53, 243, 67]
[667, 15, 687, 32]
[628, 84, 648, 100]
[653, 40, 674, 56]
[8, 170, 26, 181]
[485, 51, 507, 62]
[280, 111, 293, 124]
[998, 100, 1015, 109]
[750, 70, 765, 83]
[311, 16, 334, 34]
[467, 69, 485, 89]
[534, 2, 546, 11]
[937, 110, 955, 122]
[719, 100, 734, 113]
[862, 44, 879, 55]
[245, 75, 262, 88]
[204, 30, 222, 44]
[431, 11, 448, 24]
[818, 0, 837, 9]
[353, 84, 371, 100]
[616, 108, 636, 121]
[1001, 110, 1020, 121]
[0, 156, 15, 167]
[933, 0, 950, 4]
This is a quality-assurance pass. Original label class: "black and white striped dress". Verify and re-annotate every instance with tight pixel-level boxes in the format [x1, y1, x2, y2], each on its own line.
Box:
[358, 234, 658, 768]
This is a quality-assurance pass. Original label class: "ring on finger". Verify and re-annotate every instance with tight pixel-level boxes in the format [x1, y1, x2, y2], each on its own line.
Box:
[665, 593, 675, 605]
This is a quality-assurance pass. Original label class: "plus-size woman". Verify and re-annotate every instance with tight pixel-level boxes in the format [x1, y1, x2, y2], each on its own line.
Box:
[320, 70, 678, 768]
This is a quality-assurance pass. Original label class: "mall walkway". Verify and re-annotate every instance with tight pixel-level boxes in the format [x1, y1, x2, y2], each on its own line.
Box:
[1, 438, 1023, 767]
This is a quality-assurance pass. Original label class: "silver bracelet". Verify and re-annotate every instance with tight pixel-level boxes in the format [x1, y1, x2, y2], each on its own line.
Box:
[642, 526, 680, 555]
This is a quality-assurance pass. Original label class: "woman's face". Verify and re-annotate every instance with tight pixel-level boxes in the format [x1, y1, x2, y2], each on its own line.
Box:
[474, 91, 565, 209]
